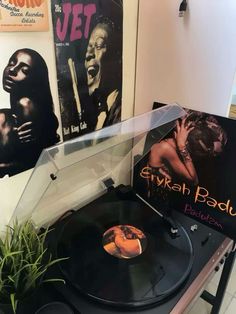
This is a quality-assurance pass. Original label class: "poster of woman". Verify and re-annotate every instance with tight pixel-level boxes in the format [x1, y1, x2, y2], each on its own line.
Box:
[0, 33, 61, 178]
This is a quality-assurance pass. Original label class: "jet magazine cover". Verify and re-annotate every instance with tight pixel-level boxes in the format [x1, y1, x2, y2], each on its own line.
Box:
[134, 102, 236, 240]
[51, 0, 123, 140]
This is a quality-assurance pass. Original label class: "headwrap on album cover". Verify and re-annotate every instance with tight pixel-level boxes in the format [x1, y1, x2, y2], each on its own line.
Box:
[133, 102, 236, 240]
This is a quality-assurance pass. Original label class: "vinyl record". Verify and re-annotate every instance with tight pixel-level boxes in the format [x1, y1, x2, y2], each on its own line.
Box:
[56, 199, 194, 308]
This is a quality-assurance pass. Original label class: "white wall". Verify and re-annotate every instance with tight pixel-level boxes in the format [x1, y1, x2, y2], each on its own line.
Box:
[135, 0, 236, 116]
[230, 72, 236, 104]
[122, 0, 139, 119]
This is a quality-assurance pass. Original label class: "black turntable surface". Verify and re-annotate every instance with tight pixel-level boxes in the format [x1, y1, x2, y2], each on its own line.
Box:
[56, 199, 194, 308]
[45, 185, 230, 314]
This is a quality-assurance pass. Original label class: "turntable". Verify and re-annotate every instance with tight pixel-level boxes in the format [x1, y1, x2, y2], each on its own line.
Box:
[11, 104, 235, 314]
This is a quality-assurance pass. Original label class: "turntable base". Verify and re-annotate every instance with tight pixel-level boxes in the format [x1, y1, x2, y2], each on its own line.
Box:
[11, 185, 233, 314]
[46, 185, 233, 314]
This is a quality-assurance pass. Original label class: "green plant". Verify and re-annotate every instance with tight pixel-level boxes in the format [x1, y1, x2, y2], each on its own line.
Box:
[0, 220, 67, 313]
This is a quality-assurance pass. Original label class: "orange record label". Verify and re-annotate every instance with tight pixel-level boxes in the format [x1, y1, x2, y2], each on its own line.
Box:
[0, 0, 49, 31]
[103, 225, 147, 259]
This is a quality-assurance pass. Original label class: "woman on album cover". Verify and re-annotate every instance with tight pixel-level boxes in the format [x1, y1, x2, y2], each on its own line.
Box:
[146, 111, 227, 200]
[0, 48, 59, 177]
[84, 16, 122, 130]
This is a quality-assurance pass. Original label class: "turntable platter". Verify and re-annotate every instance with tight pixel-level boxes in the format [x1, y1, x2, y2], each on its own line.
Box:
[56, 191, 194, 309]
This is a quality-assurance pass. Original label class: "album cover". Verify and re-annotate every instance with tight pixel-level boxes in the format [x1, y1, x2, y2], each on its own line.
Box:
[51, 0, 123, 141]
[134, 102, 236, 240]
[0, 33, 61, 178]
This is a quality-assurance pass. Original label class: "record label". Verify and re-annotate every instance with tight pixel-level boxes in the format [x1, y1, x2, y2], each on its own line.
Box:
[103, 225, 147, 259]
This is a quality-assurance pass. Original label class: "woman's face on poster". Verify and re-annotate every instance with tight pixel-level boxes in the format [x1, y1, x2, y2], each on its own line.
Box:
[3, 51, 34, 93]
[85, 24, 110, 95]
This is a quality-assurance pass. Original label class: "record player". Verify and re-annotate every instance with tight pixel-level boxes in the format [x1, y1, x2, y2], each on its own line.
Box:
[11, 104, 235, 314]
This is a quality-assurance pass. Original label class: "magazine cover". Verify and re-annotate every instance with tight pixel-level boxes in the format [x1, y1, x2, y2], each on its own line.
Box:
[0, 33, 61, 178]
[134, 102, 236, 240]
[51, 0, 123, 141]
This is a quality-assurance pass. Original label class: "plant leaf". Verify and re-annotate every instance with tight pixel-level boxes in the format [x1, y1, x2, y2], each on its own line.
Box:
[10, 293, 18, 314]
